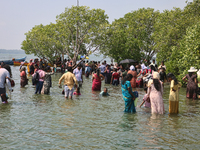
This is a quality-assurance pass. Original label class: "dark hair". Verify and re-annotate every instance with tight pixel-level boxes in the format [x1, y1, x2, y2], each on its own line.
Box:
[125, 67, 129, 71]
[34, 64, 39, 67]
[144, 87, 148, 92]
[96, 69, 100, 77]
[189, 72, 193, 77]
[122, 74, 133, 85]
[150, 65, 156, 71]
[153, 79, 161, 91]
[76, 87, 80, 93]
[3, 64, 12, 77]
[167, 73, 178, 85]
[68, 67, 72, 72]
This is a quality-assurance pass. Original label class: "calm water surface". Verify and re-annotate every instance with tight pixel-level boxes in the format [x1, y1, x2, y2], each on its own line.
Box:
[0, 53, 200, 149]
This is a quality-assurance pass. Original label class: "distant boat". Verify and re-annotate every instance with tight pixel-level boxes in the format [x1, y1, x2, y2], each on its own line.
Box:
[13, 61, 28, 66]
[0, 57, 26, 65]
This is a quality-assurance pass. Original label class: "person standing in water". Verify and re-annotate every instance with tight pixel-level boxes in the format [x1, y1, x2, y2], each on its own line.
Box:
[20, 66, 28, 88]
[147, 72, 164, 114]
[92, 69, 105, 91]
[182, 67, 198, 99]
[121, 74, 136, 113]
[167, 73, 182, 114]
[0, 65, 13, 103]
[59, 67, 78, 99]
[73, 64, 83, 87]
[197, 69, 200, 99]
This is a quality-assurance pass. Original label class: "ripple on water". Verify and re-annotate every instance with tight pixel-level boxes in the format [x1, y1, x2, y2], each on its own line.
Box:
[0, 66, 200, 149]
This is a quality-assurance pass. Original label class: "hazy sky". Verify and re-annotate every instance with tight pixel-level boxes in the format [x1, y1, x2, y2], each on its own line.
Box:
[0, 0, 192, 50]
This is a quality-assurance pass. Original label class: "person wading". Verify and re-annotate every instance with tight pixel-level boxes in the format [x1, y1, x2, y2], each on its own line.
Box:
[59, 67, 78, 99]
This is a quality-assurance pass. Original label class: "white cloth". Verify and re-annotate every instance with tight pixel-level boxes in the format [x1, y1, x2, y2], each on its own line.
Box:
[0, 68, 12, 91]
[73, 68, 82, 81]
[130, 65, 135, 71]
[141, 63, 147, 70]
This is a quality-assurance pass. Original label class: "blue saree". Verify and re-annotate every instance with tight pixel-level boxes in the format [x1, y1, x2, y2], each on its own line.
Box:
[121, 81, 136, 113]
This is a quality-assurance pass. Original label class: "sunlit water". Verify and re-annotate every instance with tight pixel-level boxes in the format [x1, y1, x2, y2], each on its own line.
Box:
[0, 52, 200, 149]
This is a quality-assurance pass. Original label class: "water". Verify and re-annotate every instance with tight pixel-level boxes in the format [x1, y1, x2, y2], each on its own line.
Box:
[0, 51, 200, 149]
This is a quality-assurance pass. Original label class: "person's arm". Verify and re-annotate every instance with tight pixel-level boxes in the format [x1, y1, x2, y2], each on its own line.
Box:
[160, 81, 164, 95]
[58, 74, 65, 87]
[81, 69, 83, 83]
[110, 75, 113, 84]
[147, 87, 151, 97]
[182, 76, 187, 82]
[128, 87, 135, 100]
[139, 101, 145, 107]
[100, 74, 105, 81]
[73, 74, 78, 87]
[5, 72, 12, 92]
[92, 75, 95, 82]
[137, 72, 141, 77]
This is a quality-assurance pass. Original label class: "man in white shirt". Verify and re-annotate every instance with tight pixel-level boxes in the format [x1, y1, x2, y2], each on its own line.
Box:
[73, 64, 83, 87]
[0, 65, 13, 103]
[99, 62, 106, 76]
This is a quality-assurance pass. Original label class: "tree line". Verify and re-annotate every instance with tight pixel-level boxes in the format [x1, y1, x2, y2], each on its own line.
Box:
[21, 0, 200, 80]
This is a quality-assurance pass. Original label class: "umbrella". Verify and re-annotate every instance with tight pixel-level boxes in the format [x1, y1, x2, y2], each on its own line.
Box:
[119, 59, 137, 64]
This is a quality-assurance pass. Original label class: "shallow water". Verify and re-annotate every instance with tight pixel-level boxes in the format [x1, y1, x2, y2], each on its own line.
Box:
[0, 65, 200, 149]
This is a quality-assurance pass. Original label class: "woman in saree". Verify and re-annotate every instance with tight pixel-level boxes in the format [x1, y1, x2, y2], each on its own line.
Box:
[92, 69, 105, 91]
[20, 66, 28, 88]
[121, 74, 136, 113]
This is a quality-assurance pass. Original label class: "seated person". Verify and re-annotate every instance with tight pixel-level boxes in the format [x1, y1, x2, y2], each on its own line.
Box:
[100, 87, 110, 96]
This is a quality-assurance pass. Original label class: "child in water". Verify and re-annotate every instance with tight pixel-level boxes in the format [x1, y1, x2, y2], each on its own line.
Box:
[139, 87, 151, 108]
[73, 87, 81, 95]
[100, 87, 110, 96]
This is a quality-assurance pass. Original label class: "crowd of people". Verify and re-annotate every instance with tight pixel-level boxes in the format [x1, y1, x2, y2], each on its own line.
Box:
[0, 58, 200, 115]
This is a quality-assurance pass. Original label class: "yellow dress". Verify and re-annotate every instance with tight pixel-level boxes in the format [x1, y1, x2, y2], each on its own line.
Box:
[27, 63, 30, 74]
[169, 80, 182, 114]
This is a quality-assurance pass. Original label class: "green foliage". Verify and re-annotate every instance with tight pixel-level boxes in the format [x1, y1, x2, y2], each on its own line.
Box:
[101, 8, 159, 63]
[21, 23, 62, 63]
[21, 6, 109, 65]
[154, 0, 200, 64]
[166, 23, 200, 83]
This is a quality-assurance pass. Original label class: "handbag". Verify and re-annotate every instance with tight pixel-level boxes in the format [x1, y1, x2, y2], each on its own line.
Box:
[10, 80, 15, 87]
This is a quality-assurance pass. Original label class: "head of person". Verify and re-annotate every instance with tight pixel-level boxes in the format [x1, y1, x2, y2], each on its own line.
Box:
[68, 67, 73, 72]
[114, 68, 117, 72]
[167, 73, 178, 85]
[21, 66, 26, 72]
[104, 87, 108, 93]
[46, 66, 51, 72]
[30, 59, 33, 63]
[122, 74, 133, 85]
[76, 87, 80, 93]
[153, 59, 155, 64]
[77, 64, 82, 70]
[188, 67, 197, 77]
[161, 61, 164, 66]
[150, 65, 156, 71]
[104, 60, 106, 64]
[152, 72, 161, 91]
[125, 67, 129, 71]
[34, 64, 39, 69]
[102, 62, 104, 65]
[96, 69, 100, 76]
[144, 87, 148, 93]
[2, 64, 12, 77]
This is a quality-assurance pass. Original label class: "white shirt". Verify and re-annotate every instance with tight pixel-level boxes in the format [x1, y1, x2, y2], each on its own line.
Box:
[0, 68, 12, 91]
[73, 68, 82, 81]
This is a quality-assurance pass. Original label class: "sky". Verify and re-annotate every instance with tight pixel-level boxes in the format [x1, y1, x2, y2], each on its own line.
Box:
[0, 0, 193, 50]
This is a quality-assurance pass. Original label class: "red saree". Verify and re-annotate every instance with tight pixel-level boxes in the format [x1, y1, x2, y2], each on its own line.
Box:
[92, 74, 101, 91]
